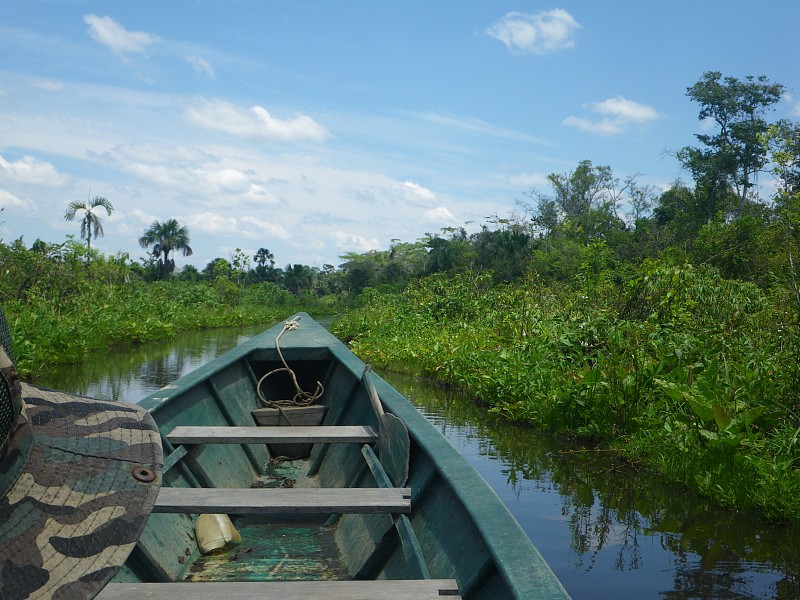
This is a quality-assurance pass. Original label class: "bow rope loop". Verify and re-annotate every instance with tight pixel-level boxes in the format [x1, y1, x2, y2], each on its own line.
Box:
[256, 316, 325, 423]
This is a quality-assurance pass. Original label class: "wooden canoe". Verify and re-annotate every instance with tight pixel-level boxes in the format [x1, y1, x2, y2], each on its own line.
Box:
[98, 314, 570, 600]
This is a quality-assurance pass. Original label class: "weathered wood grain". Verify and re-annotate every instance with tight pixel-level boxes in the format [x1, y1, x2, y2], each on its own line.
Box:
[153, 487, 411, 514]
[97, 579, 461, 599]
[167, 425, 378, 444]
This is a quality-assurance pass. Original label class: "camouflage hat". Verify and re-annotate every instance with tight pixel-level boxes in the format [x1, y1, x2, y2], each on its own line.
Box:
[0, 310, 162, 600]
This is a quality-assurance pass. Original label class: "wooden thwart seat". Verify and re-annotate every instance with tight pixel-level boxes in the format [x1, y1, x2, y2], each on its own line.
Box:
[154, 487, 411, 515]
[167, 425, 378, 445]
[97, 579, 461, 599]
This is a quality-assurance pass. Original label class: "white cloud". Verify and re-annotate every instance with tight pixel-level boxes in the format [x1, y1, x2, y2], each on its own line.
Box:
[783, 93, 800, 116]
[563, 115, 625, 135]
[0, 188, 27, 208]
[186, 55, 215, 79]
[422, 206, 457, 225]
[239, 216, 290, 240]
[563, 96, 660, 135]
[593, 96, 659, 123]
[0, 155, 70, 186]
[119, 160, 279, 207]
[699, 116, 717, 132]
[185, 212, 290, 241]
[197, 167, 251, 192]
[510, 171, 549, 187]
[105, 142, 217, 167]
[415, 111, 553, 146]
[399, 181, 436, 202]
[128, 208, 159, 225]
[331, 231, 380, 252]
[33, 79, 64, 92]
[185, 98, 330, 142]
[486, 10, 580, 55]
[185, 212, 238, 235]
[84, 14, 160, 56]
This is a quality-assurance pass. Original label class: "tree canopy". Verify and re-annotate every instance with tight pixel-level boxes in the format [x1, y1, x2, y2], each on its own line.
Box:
[64, 195, 114, 253]
[138, 218, 193, 279]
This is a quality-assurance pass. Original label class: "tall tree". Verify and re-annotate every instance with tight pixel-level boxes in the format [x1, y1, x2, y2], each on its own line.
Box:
[253, 247, 275, 268]
[64, 195, 114, 252]
[252, 247, 279, 283]
[138, 218, 193, 279]
[283, 263, 314, 295]
[527, 160, 625, 243]
[678, 71, 784, 218]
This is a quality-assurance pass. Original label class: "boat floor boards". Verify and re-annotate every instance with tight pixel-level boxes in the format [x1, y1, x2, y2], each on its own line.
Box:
[98, 579, 462, 599]
[184, 517, 349, 582]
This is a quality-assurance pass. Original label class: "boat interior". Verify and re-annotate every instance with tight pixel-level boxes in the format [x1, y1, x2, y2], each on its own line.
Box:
[99, 343, 478, 599]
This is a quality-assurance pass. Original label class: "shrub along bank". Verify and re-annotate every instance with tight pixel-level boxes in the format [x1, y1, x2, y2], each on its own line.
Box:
[0, 239, 308, 378]
[332, 261, 800, 521]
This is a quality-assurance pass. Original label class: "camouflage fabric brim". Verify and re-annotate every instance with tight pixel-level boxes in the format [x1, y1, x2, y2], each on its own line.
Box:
[0, 384, 162, 600]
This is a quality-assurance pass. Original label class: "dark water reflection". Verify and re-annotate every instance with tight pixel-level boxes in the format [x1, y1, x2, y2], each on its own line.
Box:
[35, 324, 269, 403]
[383, 371, 800, 600]
[35, 325, 800, 599]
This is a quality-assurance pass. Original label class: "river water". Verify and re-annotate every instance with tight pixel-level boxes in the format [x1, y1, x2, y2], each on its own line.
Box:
[36, 323, 800, 599]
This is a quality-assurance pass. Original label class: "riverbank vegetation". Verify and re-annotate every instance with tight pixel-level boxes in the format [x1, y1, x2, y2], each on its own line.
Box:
[333, 264, 799, 520]
[333, 72, 800, 520]
[0, 237, 314, 379]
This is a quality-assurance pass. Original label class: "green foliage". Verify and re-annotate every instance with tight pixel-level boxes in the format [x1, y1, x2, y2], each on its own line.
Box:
[64, 195, 114, 254]
[0, 239, 312, 378]
[334, 260, 800, 520]
[138, 218, 193, 279]
[680, 71, 784, 217]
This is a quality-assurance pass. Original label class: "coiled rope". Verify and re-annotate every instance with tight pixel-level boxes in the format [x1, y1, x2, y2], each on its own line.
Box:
[256, 316, 324, 425]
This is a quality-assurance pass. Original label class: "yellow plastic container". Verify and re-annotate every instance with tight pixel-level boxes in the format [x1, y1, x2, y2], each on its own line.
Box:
[195, 513, 242, 554]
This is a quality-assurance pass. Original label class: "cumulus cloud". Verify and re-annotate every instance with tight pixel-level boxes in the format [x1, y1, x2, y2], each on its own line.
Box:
[422, 206, 458, 225]
[84, 14, 160, 56]
[0, 155, 70, 186]
[399, 181, 436, 203]
[128, 208, 159, 225]
[185, 98, 330, 142]
[238, 216, 290, 239]
[563, 96, 660, 135]
[331, 231, 381, 252]
[0, 188, 27, 208]
[486, 10, 580, 55]
[186, 55, 215, 79]
[185, 212, 290, 241]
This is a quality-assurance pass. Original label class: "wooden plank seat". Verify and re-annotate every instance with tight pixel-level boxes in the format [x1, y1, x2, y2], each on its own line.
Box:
[167, 425, 378, 445]
[154, 487, 412, 515]
[97, 579, 462, 599]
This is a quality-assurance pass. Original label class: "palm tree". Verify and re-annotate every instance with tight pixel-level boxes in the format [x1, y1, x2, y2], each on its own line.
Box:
[138, 218, 193, 279]
[253, 247, 275, 268]
[64, 196, 114, 252]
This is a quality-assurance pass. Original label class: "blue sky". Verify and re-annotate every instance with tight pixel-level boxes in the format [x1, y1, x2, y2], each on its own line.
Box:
[1, 1, 798, 270]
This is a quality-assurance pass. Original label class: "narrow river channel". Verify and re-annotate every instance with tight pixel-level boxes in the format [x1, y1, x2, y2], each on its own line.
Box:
[35, 322, 800, 599]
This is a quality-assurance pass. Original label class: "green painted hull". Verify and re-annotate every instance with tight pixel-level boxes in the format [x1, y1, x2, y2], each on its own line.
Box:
[117, 314, 570, 599]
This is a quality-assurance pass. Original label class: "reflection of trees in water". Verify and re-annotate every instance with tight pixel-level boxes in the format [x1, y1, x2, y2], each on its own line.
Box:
[561, 469, 643, 573]
[388, 371, 800, 599]
[35, 325, 267, 402]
